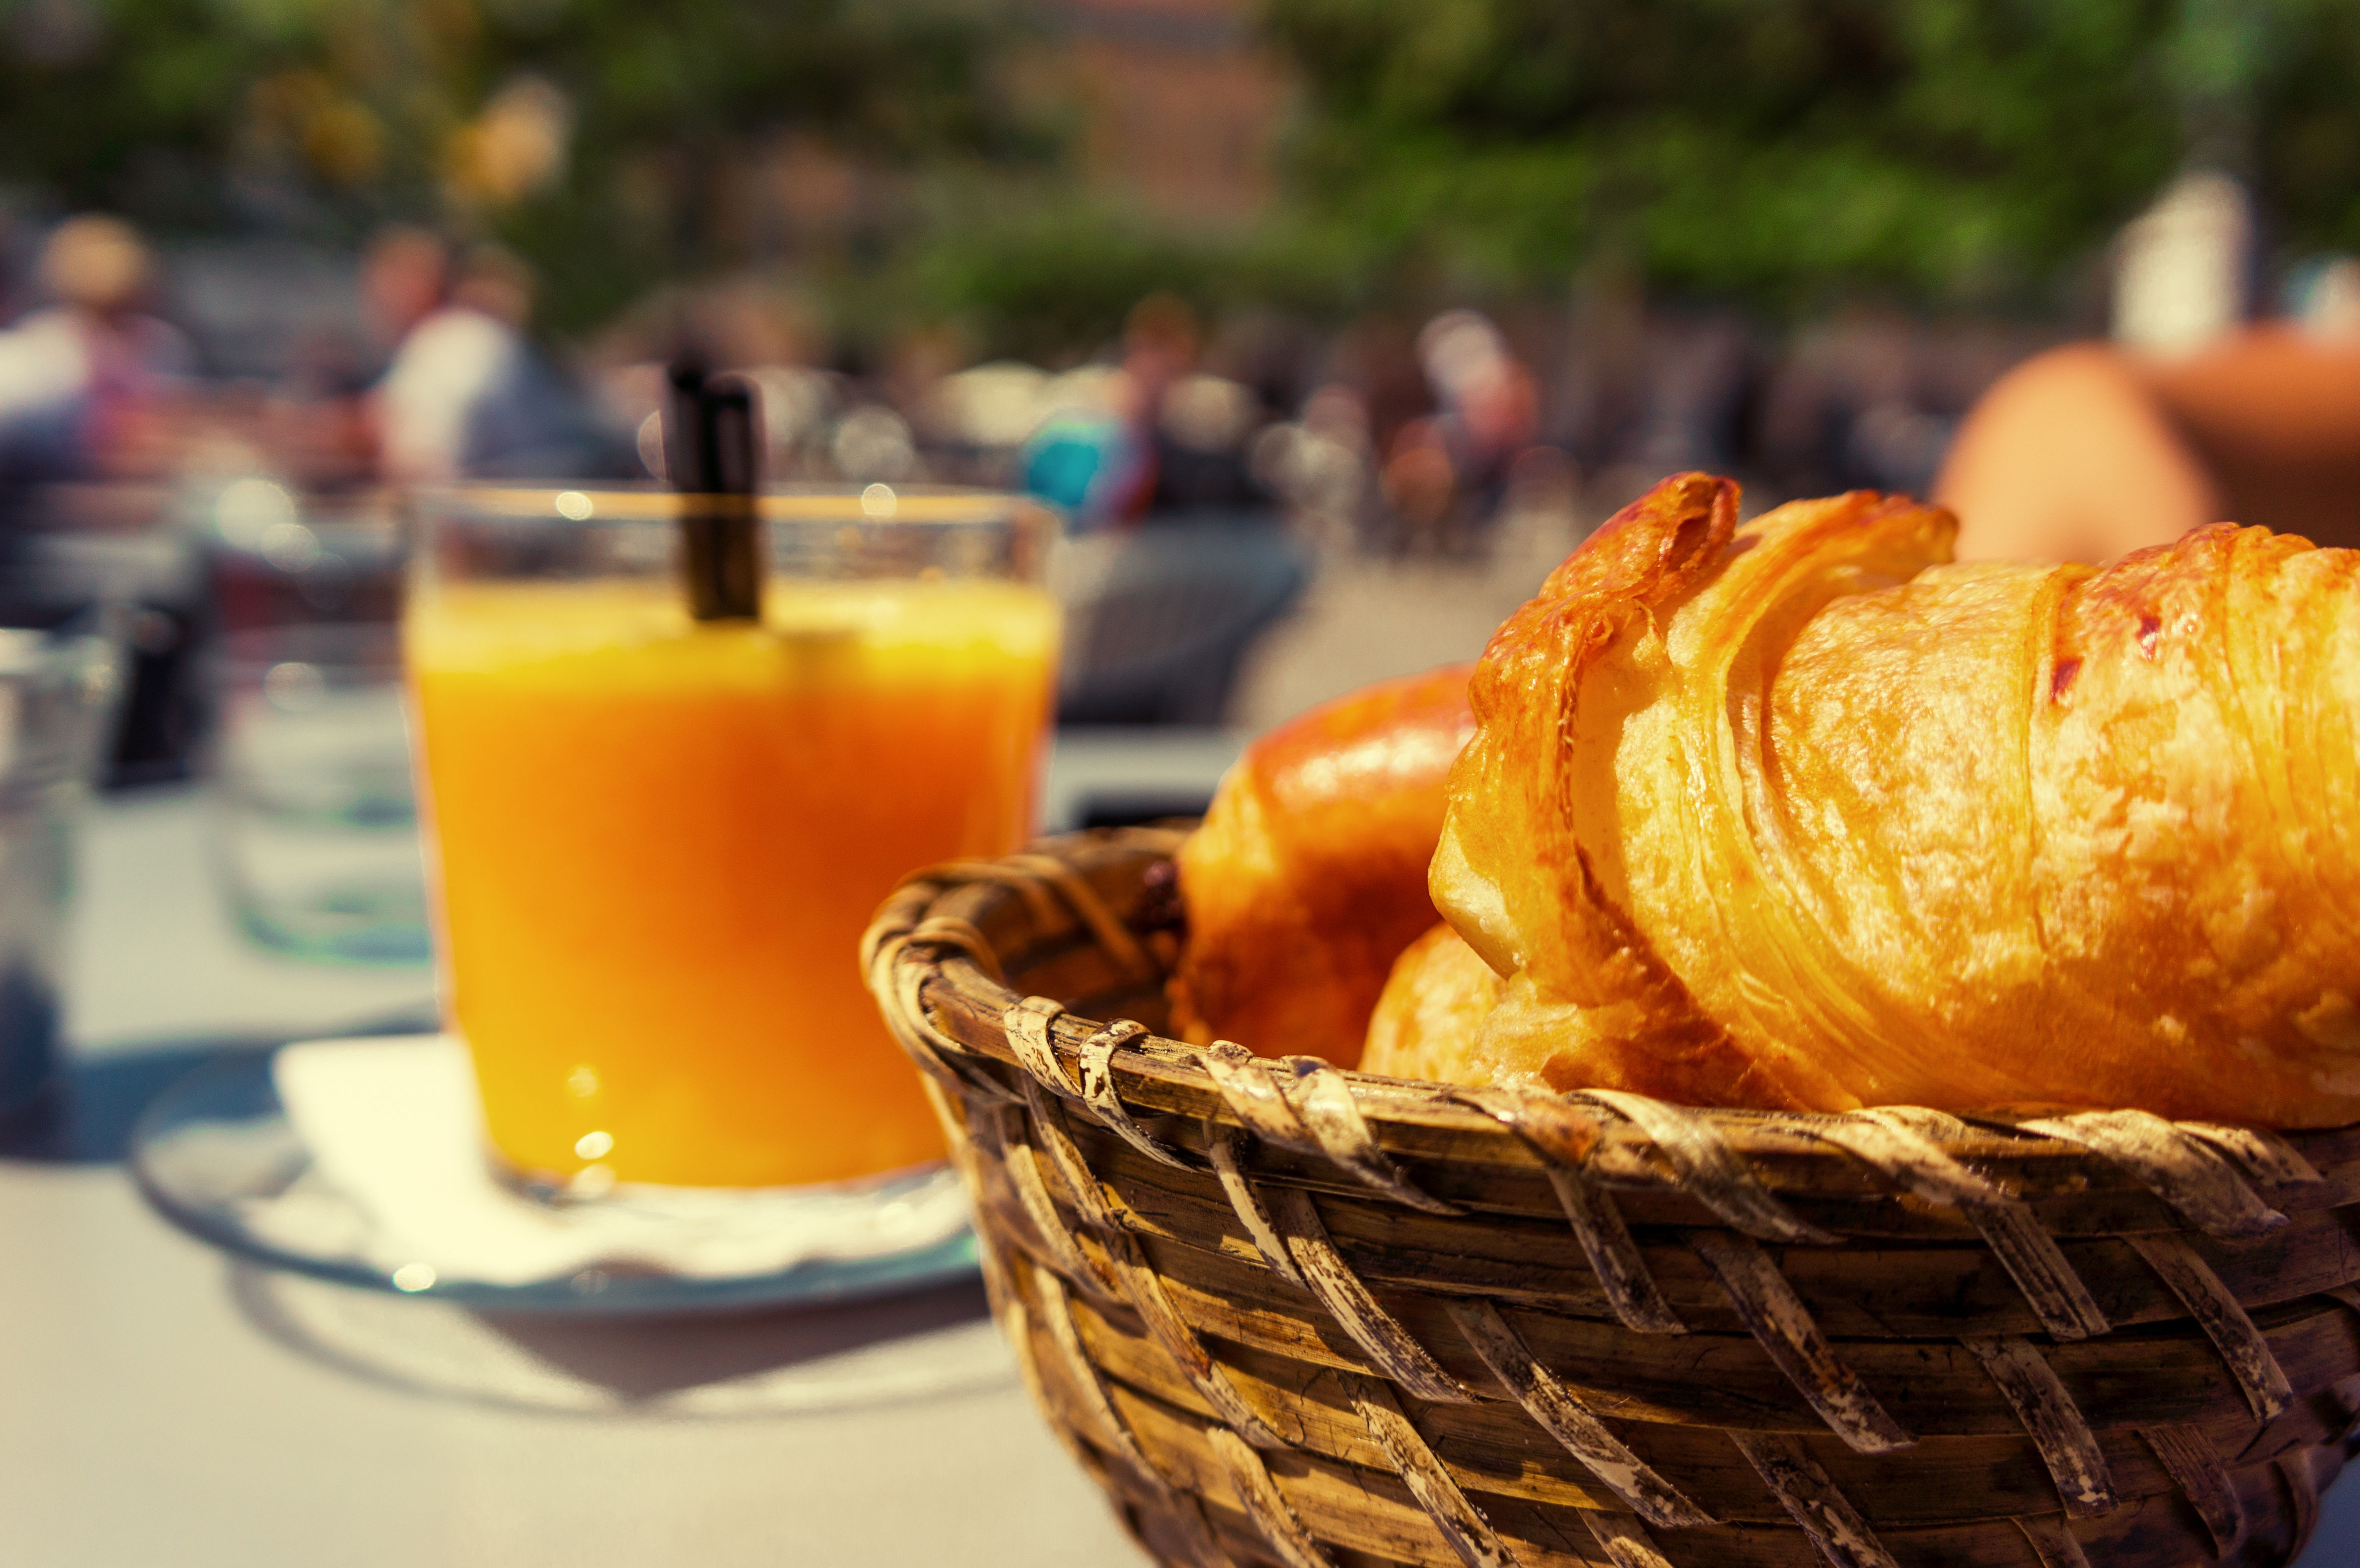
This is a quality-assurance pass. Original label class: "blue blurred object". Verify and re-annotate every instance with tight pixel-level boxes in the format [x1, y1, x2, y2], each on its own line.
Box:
[1021, 412, 1142, 528]
[1057, 514, 1307, 726]
[2286, 254, 2360, 333]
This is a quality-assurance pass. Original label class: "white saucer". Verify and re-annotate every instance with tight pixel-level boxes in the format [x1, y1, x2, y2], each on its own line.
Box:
[130, 1036, 981, 1315]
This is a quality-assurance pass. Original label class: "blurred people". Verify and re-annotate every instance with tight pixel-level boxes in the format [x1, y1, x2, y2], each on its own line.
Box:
[0, 214, 191, 482]
[1420, 311, 1537, 494]
[1128, 296, 1269, 515]
[1331, 313, 1432, 461]
[365, 227, 621, 482]
[1051, 291, 1193, 520]
[1379, 417, 1456, 546]
[1153, 369, 1264, 512]
[583, 275, 841, 482]
[1248, 383, 1374, 550]
[261, 326, 380, 491]
[2111, 171, 2253, 358]
[1373, 310, 1539, 555]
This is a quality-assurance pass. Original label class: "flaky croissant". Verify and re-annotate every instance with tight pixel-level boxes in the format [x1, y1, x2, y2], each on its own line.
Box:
[1366, 472, 2360, 1129]
[1171, 665, 1474, 1065]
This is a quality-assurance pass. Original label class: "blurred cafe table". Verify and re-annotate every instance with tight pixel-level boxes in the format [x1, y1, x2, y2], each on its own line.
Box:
[0, 729, 1240, 1568]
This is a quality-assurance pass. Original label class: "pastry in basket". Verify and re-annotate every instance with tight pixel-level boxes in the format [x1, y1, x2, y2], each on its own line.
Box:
[1358, 470, 2360, 1128]
[1168, 664, 1473, 1066]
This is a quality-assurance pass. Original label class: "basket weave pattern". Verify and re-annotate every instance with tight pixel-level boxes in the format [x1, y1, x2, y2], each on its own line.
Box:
[862, 829, 2360, 1568]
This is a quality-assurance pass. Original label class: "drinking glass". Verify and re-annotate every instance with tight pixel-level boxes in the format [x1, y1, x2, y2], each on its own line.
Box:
[205, 479, 407, 630]
[208, 624, 429, 964]
[0, 616, 121, 1113]
[405, 485, 1059, 1191]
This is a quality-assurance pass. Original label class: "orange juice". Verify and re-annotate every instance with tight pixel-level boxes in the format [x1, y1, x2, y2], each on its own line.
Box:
[407, 575, 1057, 1187]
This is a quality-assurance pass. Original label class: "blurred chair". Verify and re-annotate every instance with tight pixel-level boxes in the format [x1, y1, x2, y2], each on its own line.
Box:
[1056, 516, 1308, 726]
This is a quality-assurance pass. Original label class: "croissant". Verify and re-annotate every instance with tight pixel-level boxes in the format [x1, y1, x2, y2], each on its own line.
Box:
[1365, 472, 2360, 1128]
[1171, 664, 1474, 1065]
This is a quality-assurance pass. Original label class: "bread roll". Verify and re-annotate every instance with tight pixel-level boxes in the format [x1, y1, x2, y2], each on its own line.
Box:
[1360, 922, 1502, 1083]
[1171, 665, 1474, 1064]
[1372, 472, 2360, 1127]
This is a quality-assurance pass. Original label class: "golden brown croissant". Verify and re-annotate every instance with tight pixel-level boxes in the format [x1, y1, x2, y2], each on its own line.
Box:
[1171, 664, 1474, 1064]
[1367, 471, 2360, 1128]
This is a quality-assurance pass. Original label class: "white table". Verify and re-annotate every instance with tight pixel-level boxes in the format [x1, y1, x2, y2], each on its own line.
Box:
[8, 732, 1249, 1568]
[14, 736, 2360, 1566]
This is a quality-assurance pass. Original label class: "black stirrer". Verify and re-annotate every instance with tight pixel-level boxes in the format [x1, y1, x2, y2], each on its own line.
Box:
[664, 360, 764, 621]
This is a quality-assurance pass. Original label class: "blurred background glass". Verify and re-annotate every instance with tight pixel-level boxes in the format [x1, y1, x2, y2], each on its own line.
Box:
[204, 482, 406, 633]
[207, 623, 424, 965]
[0, 615, 119, 1111]
[196, 479, 421, 966]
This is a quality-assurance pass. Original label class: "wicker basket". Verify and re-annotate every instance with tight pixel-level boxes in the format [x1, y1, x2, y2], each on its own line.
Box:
[862, 828, 2360, 1568]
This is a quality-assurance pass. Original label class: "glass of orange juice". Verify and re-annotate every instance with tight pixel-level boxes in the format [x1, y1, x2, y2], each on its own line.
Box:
[404, 484, 1058, 1193]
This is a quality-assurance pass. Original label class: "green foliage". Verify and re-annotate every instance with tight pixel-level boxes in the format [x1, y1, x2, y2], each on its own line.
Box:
[868, 199, 1383, 362]
[1259, 0, 2208, 311]
[0, 0, 1051, 331]
[1257, 0, 2360, 314]
[2246, 0, 2360, 256]
[8, 0, 2360, 351]
[920, 0, 2360, 337]
[471, 0, 1056, 330]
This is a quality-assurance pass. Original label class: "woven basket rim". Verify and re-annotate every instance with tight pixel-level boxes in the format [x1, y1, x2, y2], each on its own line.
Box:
[864, 826, 2360, 1219]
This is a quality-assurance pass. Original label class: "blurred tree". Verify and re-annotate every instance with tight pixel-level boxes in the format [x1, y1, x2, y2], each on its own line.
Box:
[877, 199, 1377, 363]
[0, 0, 1051, 332]
[2245, 1, 2360, 261]
[1259, 0, 2360, 311]
[8, 0, 2357, 351]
